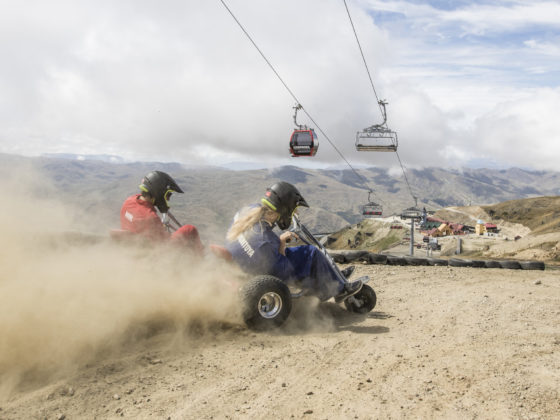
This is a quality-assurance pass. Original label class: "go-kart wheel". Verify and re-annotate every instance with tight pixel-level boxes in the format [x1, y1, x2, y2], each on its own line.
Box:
[344, 284, 376, 314]
[241, 275, 292, 331]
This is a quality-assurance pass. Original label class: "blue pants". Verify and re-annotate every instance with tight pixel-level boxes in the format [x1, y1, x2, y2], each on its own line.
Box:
[285, 245, 345, 301]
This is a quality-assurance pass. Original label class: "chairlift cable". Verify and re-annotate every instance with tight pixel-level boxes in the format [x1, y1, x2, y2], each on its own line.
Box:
[218, 0, 300, 104]
[366, 189, 387, 208]
[395, 150, 418, 205]
[219, 0, 377, 198]
[343, 0, 417, 207]
[342, 0, 384, 120]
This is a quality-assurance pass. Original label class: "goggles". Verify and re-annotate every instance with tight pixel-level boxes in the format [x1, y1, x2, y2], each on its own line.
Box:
[164, 189, 174, 206]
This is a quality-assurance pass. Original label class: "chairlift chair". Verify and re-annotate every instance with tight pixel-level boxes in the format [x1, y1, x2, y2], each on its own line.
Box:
[362, 190, 382, 218]
[362, 202, 383, 218]
[355, 100, 398, 152]
[400, 206, 422, 220]
[355, 128, 398, 152]
[289, 104, 318, 157]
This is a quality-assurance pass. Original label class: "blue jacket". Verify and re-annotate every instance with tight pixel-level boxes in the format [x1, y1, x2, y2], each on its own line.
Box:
[226, 217, 297, 280]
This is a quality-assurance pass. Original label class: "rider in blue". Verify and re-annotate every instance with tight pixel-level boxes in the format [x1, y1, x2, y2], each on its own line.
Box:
[226, 182, 362, 302]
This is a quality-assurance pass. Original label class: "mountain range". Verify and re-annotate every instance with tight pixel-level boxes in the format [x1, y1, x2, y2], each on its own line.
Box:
[2, 153, 559, 244]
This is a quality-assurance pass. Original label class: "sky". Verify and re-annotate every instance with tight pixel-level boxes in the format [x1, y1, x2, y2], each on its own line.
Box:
[1, 0, 559, 171]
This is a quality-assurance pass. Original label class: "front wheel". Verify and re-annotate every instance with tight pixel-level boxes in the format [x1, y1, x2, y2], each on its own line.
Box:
[241, 275, 292, 331]
[344, 284, 377, 314]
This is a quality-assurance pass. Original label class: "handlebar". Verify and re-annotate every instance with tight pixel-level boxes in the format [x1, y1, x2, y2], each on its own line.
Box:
[289, 214, 348, 282]
[289, 214, 320, 248]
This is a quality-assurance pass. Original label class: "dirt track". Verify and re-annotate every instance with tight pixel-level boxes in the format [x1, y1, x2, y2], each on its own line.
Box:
[2, 263, 559, 420]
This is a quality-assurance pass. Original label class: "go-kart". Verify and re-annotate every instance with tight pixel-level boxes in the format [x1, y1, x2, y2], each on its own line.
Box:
[238, 214, 377, 330]
[112, 212, 377, 331]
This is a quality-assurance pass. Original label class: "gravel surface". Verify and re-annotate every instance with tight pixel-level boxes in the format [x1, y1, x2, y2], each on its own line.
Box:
[3, 264, 559, 420]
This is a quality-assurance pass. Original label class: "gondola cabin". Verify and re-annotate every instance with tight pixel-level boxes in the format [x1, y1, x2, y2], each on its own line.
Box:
[290, 129, 318, 157]
[362, 202, 383, 218]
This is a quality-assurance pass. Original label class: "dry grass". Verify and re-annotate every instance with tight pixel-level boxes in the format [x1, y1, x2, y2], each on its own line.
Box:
[482, 196, 560, 234]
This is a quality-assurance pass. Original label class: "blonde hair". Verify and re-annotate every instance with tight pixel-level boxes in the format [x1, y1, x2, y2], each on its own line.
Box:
[227, 205, 276, 242]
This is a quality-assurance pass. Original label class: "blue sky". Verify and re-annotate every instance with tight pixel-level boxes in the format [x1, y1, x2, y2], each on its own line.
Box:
[371, 0, 559, 90]
[0, 0, 559, 171]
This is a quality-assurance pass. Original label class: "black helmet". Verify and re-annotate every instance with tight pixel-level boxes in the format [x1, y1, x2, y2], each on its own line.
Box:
[261, 182, 309, 229]
[139, 170, 183, 213]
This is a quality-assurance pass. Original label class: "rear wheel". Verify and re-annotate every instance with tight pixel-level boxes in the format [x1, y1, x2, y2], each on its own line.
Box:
[344, 284, 377, 314]
[241, 275, 292, 331]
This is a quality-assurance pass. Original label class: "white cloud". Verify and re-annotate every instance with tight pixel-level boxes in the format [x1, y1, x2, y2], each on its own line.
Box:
[524, 39, 560, 56]
[0, 0, 559, 171]
[440, 1, 560, 34]
[365, 0, 560, 34]
[470, 87, 560, 169]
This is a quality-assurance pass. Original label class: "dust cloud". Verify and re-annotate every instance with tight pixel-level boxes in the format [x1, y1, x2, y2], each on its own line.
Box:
[283, 297, 339, 334]
[0, 167, 242, 397]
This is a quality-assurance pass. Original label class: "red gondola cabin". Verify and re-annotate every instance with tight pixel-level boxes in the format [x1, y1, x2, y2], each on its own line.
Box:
[289, 129, 318, 157]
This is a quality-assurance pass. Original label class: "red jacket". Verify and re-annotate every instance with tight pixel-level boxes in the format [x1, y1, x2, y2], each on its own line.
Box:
[120, 194, 169, 240]
[120, 194, 204, 255]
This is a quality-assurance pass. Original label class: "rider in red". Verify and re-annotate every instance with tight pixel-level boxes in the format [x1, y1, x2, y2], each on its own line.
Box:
[120, 170, 204, 255]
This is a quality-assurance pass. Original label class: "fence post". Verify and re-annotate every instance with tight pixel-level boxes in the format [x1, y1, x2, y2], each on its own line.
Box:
[456, 237, 462, 255]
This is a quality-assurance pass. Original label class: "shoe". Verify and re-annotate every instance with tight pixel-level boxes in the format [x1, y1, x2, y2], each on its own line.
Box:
[334, 280, 363, 303]
[341, 265, 355, 279]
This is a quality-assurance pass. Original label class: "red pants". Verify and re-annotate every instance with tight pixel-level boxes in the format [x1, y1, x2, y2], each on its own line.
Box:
[170, 225, 204, 256]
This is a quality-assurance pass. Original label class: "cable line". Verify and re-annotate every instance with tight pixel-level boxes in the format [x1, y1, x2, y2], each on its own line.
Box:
[218, 0, 299, 109]
[395, 150, 416, 204]
[343, 0, 417, 207]
[218, 0, 378, 197]
[342, 0, 384, 119]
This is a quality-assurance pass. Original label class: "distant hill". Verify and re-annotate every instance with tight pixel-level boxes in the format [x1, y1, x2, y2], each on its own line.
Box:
[41, 153, 126, 163]
[326, 217, 409, 252]
[2, 153, 560, 244]
[325, 196, 560, 263]
[482, 196, 560, 235]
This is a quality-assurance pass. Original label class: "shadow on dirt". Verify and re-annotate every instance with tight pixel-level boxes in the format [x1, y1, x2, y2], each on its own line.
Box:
[368, 312, 393, 320]
[334, 311, 392, 333]
[121, 300, 392, 338]
[339, 325, 390, 334]
[281, 299, 391, 335]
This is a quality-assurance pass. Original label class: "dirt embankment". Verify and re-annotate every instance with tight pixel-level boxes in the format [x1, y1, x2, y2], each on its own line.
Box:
[327, 217, 408, 252]
[482, 196, 560, 235]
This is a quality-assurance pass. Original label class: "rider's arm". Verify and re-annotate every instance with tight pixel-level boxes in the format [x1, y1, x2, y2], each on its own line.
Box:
[260, 242, 297, 280]
[278, 231, 298, 256]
